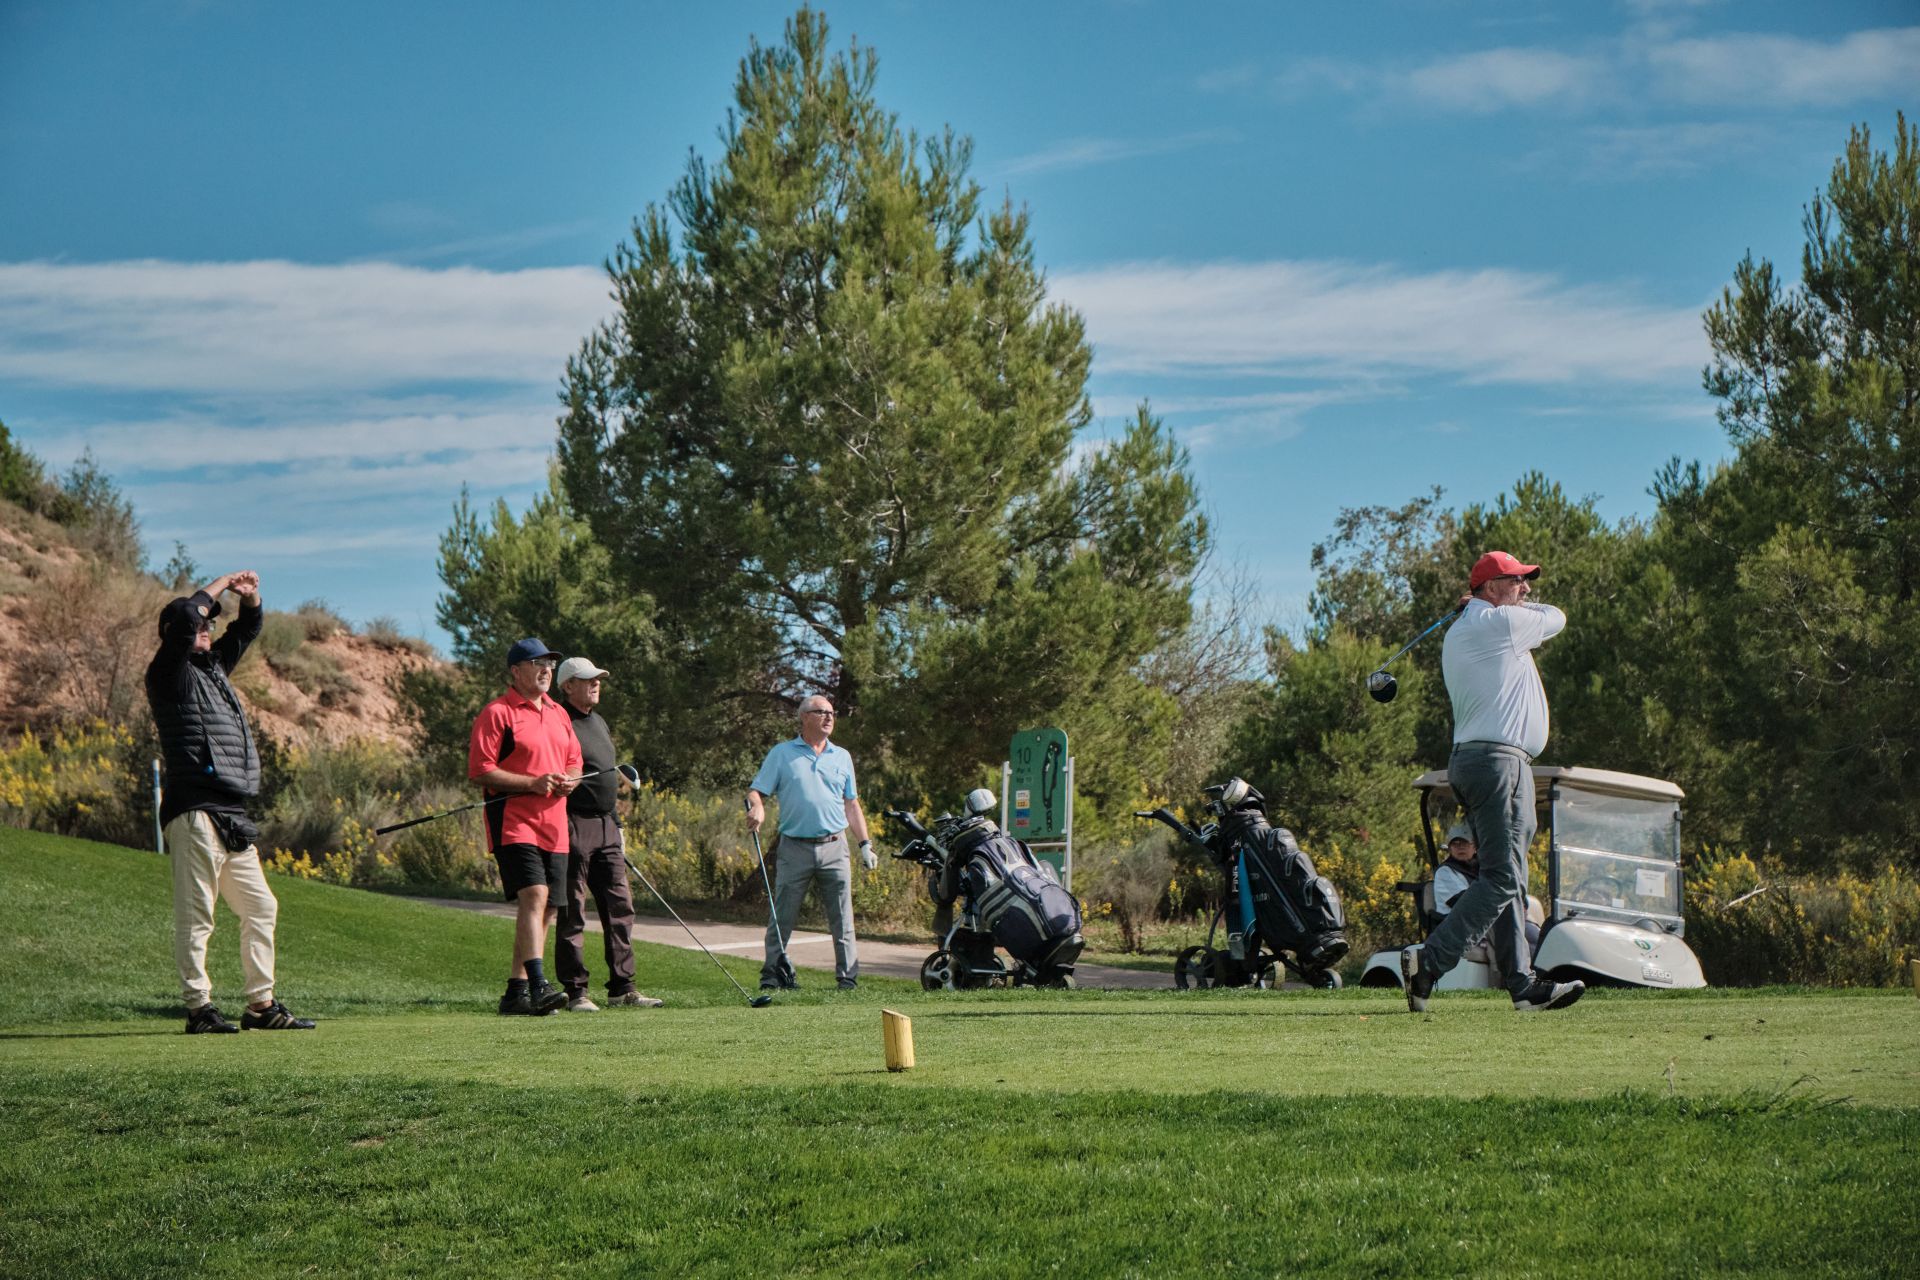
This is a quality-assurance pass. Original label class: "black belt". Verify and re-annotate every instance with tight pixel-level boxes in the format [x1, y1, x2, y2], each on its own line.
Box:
[784, 832, 844, 844]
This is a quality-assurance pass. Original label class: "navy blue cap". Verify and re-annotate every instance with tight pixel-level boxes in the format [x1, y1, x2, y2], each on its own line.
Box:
[506, 637, 559, 667]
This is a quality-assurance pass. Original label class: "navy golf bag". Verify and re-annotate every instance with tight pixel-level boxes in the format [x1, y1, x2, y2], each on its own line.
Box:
[886, 797, 1084, 989]
[1136, 778, 1349, 990]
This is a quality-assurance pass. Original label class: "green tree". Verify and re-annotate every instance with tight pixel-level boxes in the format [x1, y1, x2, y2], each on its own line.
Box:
[1644, 116, 1920, 867]
[554, 10, 1205, 819]
[432, 476, 670, 780]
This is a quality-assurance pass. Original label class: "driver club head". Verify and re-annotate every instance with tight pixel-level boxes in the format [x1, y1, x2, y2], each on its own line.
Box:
[616, 764, 641, 787]
[1366, 670, 1398, 703]
[749, 993, 773, 1008]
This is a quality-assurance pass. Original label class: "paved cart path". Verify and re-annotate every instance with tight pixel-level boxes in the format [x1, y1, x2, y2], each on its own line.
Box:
[418, 897, 1168, 990]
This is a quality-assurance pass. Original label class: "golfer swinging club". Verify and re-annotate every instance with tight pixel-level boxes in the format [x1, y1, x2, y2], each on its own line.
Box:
[1402, 551, 1585, 1015]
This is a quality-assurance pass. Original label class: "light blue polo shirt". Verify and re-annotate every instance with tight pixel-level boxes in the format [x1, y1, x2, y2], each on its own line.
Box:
[750, 738, 859, 838]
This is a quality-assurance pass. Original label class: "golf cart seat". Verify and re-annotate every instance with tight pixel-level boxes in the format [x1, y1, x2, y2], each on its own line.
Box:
[1396, 879, 1494, 966]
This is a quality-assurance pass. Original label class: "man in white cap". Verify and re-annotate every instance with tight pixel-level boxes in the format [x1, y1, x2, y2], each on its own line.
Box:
[553, 656, 662, 1010]
[1403, 550, 1583, 1015]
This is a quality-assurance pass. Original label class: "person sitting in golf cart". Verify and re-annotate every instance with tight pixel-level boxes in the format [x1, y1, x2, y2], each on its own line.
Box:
[1432, 822, 1541, 952]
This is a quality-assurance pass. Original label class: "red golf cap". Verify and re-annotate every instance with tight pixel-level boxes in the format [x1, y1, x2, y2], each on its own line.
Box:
[1469, 550, 1541, 589]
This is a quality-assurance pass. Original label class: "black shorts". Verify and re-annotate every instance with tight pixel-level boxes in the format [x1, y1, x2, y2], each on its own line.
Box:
[495, 844, 567, 901]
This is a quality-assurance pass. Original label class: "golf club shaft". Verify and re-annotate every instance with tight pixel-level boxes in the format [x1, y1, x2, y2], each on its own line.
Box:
[746, 801, 793, 983]
[622, 855, 765, 1007]
[373, 763, 632, 836]
[1373, 607, 1461, 674]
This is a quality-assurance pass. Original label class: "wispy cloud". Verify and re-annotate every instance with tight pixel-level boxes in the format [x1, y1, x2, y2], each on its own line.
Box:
[1053, 259, 1708, 385]
[0, 258, 610, 393]
[1401, 47, 1604, 112]
[1204, 23, 1920, 116]
[1647, 27, 1920, 106]
[996, 130, 1235, 178]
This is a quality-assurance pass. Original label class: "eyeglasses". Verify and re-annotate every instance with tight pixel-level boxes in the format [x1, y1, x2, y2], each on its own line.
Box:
[804, 709, 836, 718]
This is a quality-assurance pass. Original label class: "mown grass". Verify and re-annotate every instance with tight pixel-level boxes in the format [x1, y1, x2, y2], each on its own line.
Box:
[2, 828, 1916, 1277]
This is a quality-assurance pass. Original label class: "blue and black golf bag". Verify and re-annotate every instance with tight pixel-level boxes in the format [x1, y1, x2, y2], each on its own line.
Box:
[1137, 778, 1348, 990]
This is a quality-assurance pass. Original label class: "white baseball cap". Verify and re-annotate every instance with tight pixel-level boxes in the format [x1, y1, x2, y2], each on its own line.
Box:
[555, 657, 609, 686]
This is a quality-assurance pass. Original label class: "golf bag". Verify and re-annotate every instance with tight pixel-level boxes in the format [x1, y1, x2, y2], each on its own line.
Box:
[886, 794, 1084, 989]
[1136, 778, 1349, 990]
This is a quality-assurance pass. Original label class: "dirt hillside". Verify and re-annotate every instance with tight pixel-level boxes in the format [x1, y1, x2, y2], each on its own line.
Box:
[0, 497, 445, 746]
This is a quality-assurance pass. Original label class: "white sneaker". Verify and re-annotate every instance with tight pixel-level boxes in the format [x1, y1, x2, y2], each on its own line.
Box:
[566, 995, 601, 1013]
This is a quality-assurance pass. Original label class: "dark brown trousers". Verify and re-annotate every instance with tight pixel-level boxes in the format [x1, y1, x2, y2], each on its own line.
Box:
[556, 812, 638, 998]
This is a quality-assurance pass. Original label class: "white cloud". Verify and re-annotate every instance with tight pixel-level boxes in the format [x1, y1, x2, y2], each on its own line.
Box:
[1646, 27, 1920, 106]
[1401, 47, 1604, 112]
[0, 258, 610, 393]
[1053, 259, 1708, 385]
[996, 130, 1235, 178]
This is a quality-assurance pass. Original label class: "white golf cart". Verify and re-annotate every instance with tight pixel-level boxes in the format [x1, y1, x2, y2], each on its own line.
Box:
[1359, 766, 1706, 990]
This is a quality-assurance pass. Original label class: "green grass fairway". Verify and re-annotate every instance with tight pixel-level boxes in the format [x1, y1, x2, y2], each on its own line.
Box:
[3, 831, 1916, 1277]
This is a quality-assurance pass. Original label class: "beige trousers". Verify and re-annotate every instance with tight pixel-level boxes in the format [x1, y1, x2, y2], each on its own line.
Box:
[167, 810, 278, 1009]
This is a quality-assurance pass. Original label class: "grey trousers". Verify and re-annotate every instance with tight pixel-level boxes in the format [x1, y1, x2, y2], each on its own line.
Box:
[761, 833, 858, 985]
[1421, 742, 1535, 996]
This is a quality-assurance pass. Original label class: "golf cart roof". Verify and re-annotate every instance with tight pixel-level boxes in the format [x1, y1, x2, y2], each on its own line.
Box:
[1412, 765, 1683, 803]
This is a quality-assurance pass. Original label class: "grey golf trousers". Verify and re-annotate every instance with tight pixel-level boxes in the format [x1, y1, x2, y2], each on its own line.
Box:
[762, 833, 858, 985]
[1420, 741, 1535, 996]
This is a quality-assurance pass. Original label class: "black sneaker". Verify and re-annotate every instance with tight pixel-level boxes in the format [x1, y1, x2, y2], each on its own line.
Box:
[836, 979, 858, 991]
[1400, 946, 1436, 1014]
[498, 989, 535, 1016]
[529, 980, 569, 1014]
[241, 1001, 315, 1030]
[185, 1004, 239, 1035]
[1512, 978, 1585, 1012]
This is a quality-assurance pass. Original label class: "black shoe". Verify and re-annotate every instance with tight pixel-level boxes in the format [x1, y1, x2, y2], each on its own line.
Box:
[1400, 946, 1436, 1013]
[498, 989, 535, 1016]
[529, 980, 569, 1014]
[1512, 978, 1585, 1012]
[241, 1000, 315, 1030]
[185, 1004, 239, 1035]
[836, 979, 858, 991]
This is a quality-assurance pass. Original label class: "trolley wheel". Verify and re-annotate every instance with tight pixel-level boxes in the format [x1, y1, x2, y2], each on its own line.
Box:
[1174, 945, 1216, 990]
[919, 950, 958, 991]
[1042, 971, 1076, 990]
[1305, 968, 1343, 990]
[1253, 963, 1278, 990]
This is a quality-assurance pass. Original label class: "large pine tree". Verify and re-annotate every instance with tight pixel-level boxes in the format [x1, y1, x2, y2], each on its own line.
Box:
[555, 9, 1205, 807]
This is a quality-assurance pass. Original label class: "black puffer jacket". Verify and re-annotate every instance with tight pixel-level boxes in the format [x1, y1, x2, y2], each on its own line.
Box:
[146, 590, 263, 823]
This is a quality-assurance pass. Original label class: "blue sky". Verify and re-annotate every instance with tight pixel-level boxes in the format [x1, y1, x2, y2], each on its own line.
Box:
[2, 1, 1914, 647]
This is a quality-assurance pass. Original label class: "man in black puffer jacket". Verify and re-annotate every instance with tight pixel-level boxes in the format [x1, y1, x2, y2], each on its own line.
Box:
[146, 570, 314, 1035]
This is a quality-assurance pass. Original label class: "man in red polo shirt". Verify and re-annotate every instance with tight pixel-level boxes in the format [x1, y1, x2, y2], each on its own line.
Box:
[468, 637, 582, 1016]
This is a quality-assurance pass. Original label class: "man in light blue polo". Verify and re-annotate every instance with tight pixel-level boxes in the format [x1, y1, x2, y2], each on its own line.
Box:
[746, 694, 875, 990]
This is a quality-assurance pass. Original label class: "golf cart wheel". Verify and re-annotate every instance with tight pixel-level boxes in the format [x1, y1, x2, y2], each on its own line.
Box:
[919, 950, 958, 991]
[1305, 968, 1343, 990]
[1174, 945, 1215, 990]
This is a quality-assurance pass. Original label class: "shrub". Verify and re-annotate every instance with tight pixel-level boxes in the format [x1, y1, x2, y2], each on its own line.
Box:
[362, 616, 437, 658]
[16, 560, 169, 727]
[265, 817, 400, 888]
[0, 722, 138, 842]
[1311, 838, 1421, 969]
[260, 738, 416, 857]
[274, 644, 356, 707]
[292, 599, 348, 642]
[1082, 835, 1175, 953]
[1685, 851, 1920, 987]
[253, 613, 307, 662]
[386, 787, 496, 892]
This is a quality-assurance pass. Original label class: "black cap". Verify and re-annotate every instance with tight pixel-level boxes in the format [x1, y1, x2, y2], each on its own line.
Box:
[157, 594, 221, 639]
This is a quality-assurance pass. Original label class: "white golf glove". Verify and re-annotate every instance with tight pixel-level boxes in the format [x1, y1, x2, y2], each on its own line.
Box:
[859, 840, 877, 870]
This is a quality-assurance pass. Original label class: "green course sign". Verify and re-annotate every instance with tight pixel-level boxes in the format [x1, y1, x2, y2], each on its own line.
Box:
[1008, 727, 1069, 841]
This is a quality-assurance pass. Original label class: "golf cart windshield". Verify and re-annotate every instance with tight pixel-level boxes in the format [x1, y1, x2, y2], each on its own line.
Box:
[1552, 784, 1683, 928]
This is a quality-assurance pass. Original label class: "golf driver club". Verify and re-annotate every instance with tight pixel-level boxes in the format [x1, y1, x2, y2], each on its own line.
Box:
[1365, 608, 1461, 704]
[373, 763, 642, 835]
[745, 799, 795, 989]
[622, 854, 773, 1009]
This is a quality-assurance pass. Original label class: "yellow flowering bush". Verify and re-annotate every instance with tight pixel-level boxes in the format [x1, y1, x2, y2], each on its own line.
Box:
[1685, 850, 1920, 986]
[0, 722, 139, 841]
